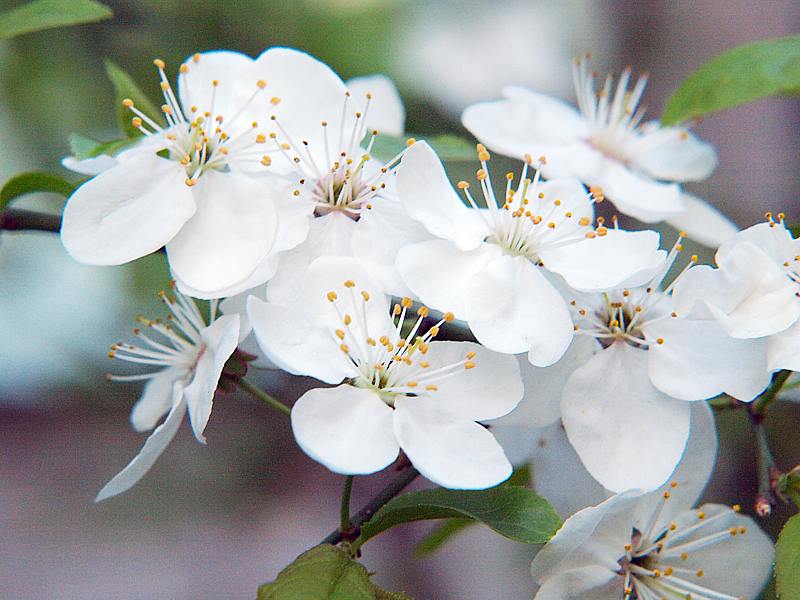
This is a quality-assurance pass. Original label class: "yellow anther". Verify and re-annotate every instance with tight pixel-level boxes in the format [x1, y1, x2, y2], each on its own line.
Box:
[425, 384, 438, 391]
[653, 569, 661, 578]
[665, 567, 674, 576]
[406, 137, 416, 146]
[406, 381, 418, 388]
[578, 217, 590, 227]
[179, 64, 188, 74]
[184, 178, 197, 187]
[393, 304, 401, 316]
[457, 181, 470, 190]
[153, 58, 166, 69]
[589, 185, 604, 201]
[429, 326, 440, 337]
[122, 98, 134, 108]
[697, 511, 705, 519]
[419, 342, 429, 354]
[585, 231, 597, 239]
[343, 280, 355, 288]
[466, 351, 477, 359]
[657, 338, 665, 345]
[361, 291, 370, 302]
[739, 526, 747, 534]
[663, 491, 671, 499]
[444, 312, 455, 322]
[268, 96, 281, 105]
[401, 297, 413, 308]
[696, 570, 704, 578]
[192, 53, 201, 63]
[255, 79, 267, 89]
[624, 543, 632, 551]
[596, 226, 608, 236]
[261, 156, 272, 166]
[335, 329, 345, 340]
[669, 522, 677, 530]
[162, 104, 173, 115]
[160, 81, 170, 91]
[670, 481, 678, 488]
[327, 291, 337, 302]
[212, 79, 219, 87]
[691, 254, 699, 263]
[547, 222, 556, 229]
[680, 552, 689, 560]
[417, 306, 429, 317]
[476, 169, 488, 181]
[343, 314, 352, 326]
[732, 504, 741, 512]
[464, 361, 475, 370]
[729, 527, 738, 536]
[254, 134, 266, 143]
[131, 117, 143, 128]
[476, 143, 490, 161]
[679, 230, 688, 238]
[340, 343, 349, 353]
[420, 361, 430, 368]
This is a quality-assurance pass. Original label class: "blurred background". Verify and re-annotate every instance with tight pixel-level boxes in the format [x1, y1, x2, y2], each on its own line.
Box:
[0, 0, 798, 598]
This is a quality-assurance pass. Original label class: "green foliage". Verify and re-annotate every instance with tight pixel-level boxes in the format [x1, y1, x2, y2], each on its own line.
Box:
[104, 60, 163, 138]
[0, 172, 74, 210]
[370, 134, 475, 163]
[356, 482, 561, 549]
[257, 545, 409, 600]
[778, 471, 800, 508]
[662, 35, 800, 125]
[69, 132, 135, 160]
[776, 513, 800, 599]
[0, 0, 111, 40]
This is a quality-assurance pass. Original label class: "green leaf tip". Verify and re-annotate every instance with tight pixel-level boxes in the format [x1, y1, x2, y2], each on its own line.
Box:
[0, 0, 112, 40]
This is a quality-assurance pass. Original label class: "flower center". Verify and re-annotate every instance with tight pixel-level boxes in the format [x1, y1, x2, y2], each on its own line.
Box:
[124, 56, 272, 186]
[325, 282, 473, 405]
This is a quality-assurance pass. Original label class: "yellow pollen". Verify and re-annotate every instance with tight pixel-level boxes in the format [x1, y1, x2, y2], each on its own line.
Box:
[335, 329, 345, 340]
[739, 526, 746, 534]
[401, 297, 413, 308]
[697, 511, 705, 519]
[192, 53, 201, 63]
[420, 361, 430, 368]
[444, 312, 455, 322]
[343, 314, 352, 326]
[417, 306, 429, 317]
[261, 156, 272, 166]
[393, 304, 401, 316]
[270, 96, 281, 105]
[255, 134, 266, 143]
[663, 491, 671, 499]
[457, 181, 470, 190]
[419, 342, 429, 354]
[729, 527, 738, 536]
[585, 231, 597, 239]
[131, 117, 143, 128]
[184, 178, 197, 187]
[596, 226, 608, 236]
[464, 361, 475, 370]
[657, 338, 665, 345]
[466, 351, 477, 359]
[160, 81, 170, 91]
[406, 137, 416, 146]
[429, 326, 440, 337]
[671, 481, 678, 488]
[669, 522, 677, 531]
[179, 64, 188, 74]
[624, 543, 632, 551]
[256, 79, 267, 89]
[696, 570, 704, 578]
[476, 169, 488, 181]
[407, 381, 418, 388]
[212, 79, 219, 87]
[425, 385, 438, 391]
[344, 280, 355, 288]
[122, 98, 134, 108]
[732, 504, 741, 512]
[153, 58, 165, 69]
[397, 339, 407, 348]
[680, 552, 689, 561]
[578, 217, 590, 226]
[476, 143, 490, 161]
[665, 567, 674, 576]
[361, 291, 370, 302]
[653, 569, 662, 578]
[327, 291, 337, 302]
[340, 343, 349, 353]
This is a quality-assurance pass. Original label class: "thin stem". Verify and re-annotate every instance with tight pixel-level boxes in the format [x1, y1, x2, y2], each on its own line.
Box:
[752, 369, 791, 414]
[340, 476, 354, 532]
[707, 395, 740, 411]
[235, 377, 291, 417]
[750, 412, 777, 516]
[0, 208, 61, 233]
[322, 465, 419, 546]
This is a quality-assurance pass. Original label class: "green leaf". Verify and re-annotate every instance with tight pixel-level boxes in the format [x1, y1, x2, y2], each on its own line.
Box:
[662, 35, 800, 125]
[356, 484, 561, 549]
[1, 172, 75, 210]
[104, 60, 163, 138]
[776, 513, 800, 599]
[257, 544, 375, 600]
[372, 587, 412, 600]
[0, 0, 111, 40]
[68, 132, 137, 160]
[369, 134, 475, 163]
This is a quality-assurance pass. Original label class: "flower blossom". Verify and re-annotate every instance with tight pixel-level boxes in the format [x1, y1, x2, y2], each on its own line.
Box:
[395, 140, 665, 366]
[496, 236, 770, 492]
[675, 214, 800, 372]
[530, 427, 774, 600]
[247, 256, 523, 489]
[62, 50, 309, 298]
[461, 57, 738, 247]
[96, 287, 240, 501]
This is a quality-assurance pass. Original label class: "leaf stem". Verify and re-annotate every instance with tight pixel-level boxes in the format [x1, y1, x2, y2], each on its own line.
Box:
[235, 377, 291, 417]
[753, 369, 792, 414]
[340, 476, 354, 533]
[750, 412, 778, 516]
[322, 465, 419, 547]
[0, 208, 61, 233]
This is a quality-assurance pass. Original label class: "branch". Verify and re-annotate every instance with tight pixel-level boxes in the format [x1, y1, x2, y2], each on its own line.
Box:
[750, 411, 778, 517]
[322, 465, 420, 546]
[0, 208, 61, 233]
[235, 377, 291, 417]
[752, 369, 792, 414]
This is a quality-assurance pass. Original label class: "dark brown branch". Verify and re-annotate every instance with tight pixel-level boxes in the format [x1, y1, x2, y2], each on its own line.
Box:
[0, 208, 61, 233]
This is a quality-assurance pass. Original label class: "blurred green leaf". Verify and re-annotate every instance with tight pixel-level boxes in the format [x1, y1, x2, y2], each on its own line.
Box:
[69, 132, 136, 160]
[104, 60, 162, 138]
[370, 134, 475, 163]
[0, 0, 111, 40]
[1, 172, 74, 210]
[257, 544, 374, 600]
[372, 588, 412, 600]
[357, 484, 561, 549]
[662, 36, 800, 125]
[776, 513, 800, 599]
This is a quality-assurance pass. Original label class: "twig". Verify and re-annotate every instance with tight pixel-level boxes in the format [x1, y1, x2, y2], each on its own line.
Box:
[340, 476, 354, 533]
[235, 377, 291, 417]
[0, 208, 61, 233]
[752, 369, 791, 414]
[321, 465, 419, 546]
[750, 412, 778, 517]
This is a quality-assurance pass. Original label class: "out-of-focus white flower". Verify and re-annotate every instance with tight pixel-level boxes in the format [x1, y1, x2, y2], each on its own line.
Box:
[495, 237, 770, 493]
[675, 216, 800, 371]
[395, 141, 664, 367]
[531, 428, 774, 599]
[61, 50, 308, 298]
[492, 398, 717, 519]
[96, 287, 240, 501]
[462, 58, 738, 247]
[247, 256, 522, 489]
[61, 154, 118, 176]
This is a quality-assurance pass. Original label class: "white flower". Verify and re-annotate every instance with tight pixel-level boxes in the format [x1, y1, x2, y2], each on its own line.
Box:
[246, 256, 523, 489]
[498, 238, 770, 492]
[675, 216, 800, 371]
[461, 57, 738, 247]
[96, 287, 240, 501]
[395, 140, 665, 366]
[61, 50, 308, 298]
[531, 449, 774, 599]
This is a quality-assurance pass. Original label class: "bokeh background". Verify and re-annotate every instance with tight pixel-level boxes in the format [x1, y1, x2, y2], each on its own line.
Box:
[1, 1, 799, 598]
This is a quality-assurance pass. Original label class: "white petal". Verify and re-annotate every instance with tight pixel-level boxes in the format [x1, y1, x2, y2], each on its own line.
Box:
[718, 220, 800, 266]
[167, 171, 278, 297]
[769, 319, 800, 371]
[61, 154, 117, 176]
[493, 336, 599, 428]
[396, 239, 500, 318]
[292, 385, 399, 475]
[541, 229, 665, 292]
[95, 395, 186, 502]
[345, 75, 405, 136]
[646, 316, 771, 401]
[61, 152, 195, 265]
[350, 198, 432, 297]
[599, 160, 685, 222]
[535, 566, 620, 600]
[177, 50, 259, 124]
[397, 141, 489, 249]
[532, 178, 595, 240]
[561, 343, 691, 492]
[176, 254, 278, 301]
[464, 255, 573, 366]
[183, 314, 240, 443]
[266, 212, 355, 306]
[130, 367, 186, 432]
[411, 341, 522, 421]
[393, 397, 511, 489]
[461, 86, 588, 158]
[247, 296, 353, 384]
[664, 192, 738, 248]
[531, 490, 642, 580]
[629, 124, 718, 182]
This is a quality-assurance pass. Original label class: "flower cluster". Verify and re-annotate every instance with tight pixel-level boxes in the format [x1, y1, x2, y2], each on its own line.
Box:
[61, 48, 783, 597]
